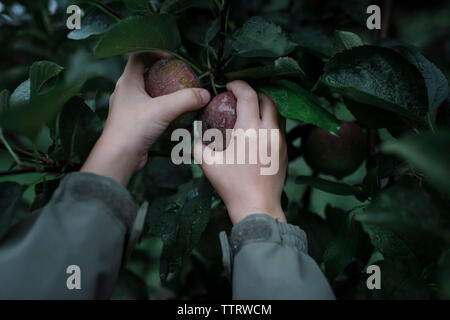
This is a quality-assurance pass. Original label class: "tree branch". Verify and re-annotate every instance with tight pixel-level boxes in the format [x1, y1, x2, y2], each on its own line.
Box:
[96, 0, 122, 19]
[0, 143, 52, 165]
[301, 171, 317, 211]
[215, 0, 230, 79]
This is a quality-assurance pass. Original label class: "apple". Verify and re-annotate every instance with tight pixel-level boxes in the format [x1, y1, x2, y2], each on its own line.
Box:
[200, 91, 237, 149]
[303, 122, 366, 178]
[145, 58, 201, 128]
[145, 58, 201, 97]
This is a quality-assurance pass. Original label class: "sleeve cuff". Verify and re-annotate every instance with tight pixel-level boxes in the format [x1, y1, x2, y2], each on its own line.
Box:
[56, 172, 138, 232]
[219, 214, 308, 279]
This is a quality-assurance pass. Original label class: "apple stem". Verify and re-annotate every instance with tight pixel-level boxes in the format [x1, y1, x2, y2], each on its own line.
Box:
[170, 52, 203, 74]
[0, 131, 22, 166]
[93, 0, 121, 21]
[198, 71, 211, 79]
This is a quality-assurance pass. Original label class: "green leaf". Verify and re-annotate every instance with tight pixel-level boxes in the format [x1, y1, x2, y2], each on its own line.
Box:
[0, 182, 29, 240]
[382, 131, 450, 194]
[232, 16, 296, 58]
[0, 90, 10, 114]
[94, 15, 181, 58]
[361, 153, 398, 199]
[31, 178, 60, 210]
[391, 45, 449, 111]
[295, 175, 362, 196]
[321, 46, 429, 123]
[0, 53, 101, 138]
[226, 57, 305, 81]
[181, 15, 220, 45]
[292, 208, 334, 263]
[360, 221, 433, 298]
[161, 0, 213, 14]
[361, 224, 430, 299]
[343, 99, 406, 129]
[332, 30, 364, 54]
[1, 79, 81, 137]
[29, 61, 63, 98]
[60, 97, 103, 164]
[128, 157, 193, 203]
[123, 0, 150, 11]
[362, 224, 418, 262]
[147, 177, 214, 282]
[9, 79, 30, 107]
[358, 179, 449, 264]
[291, 26, 333, 58]
[258, 80, 341, 135]
[323, 212, 361, 280]
[67, 11, 114, 40]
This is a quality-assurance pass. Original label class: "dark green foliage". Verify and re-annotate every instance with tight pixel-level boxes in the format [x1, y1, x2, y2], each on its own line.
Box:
[147, 177, 214, 282]
[0, 0, 449, 300]
[0, 182, 29, 240]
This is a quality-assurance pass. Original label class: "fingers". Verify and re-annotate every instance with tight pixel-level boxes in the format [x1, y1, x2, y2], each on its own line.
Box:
[122, 53, 146, 79]
[258, 93, 279, 128]
[193, 140, 224, 169]
[121, 51, 174, 86]
[227, 81, 260, 126]
[153, 88, 211, 122]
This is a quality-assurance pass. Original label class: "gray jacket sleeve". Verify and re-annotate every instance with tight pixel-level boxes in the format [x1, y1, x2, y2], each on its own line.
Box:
[0, 172, 145, 300]
[220, 214, 335, 300]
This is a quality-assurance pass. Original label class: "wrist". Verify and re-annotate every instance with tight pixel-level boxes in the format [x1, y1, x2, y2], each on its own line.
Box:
[226, 201, 286, 225]
[81, 129, 145, 185]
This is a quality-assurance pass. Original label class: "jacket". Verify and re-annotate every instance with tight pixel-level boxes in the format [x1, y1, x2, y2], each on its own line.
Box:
[0, 172, 335, 299]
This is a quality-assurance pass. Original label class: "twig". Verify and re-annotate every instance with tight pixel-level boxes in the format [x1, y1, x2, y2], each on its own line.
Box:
[206, 51, 219, 95]
[0, 133, 22, 166]
[214, 0, 224, 11]
[301, 171, 317, 211]
[0, 164, 57, 177]
[148, 1, 158, 13]
[215, 0, 230, 76]
[95, 0, 121, 20]
[0, 141, 53, 165]
[426, 113, 437, 133]
[170, 51, 203, 74]
[0, 167, 40, 177]
[0, 162, 82, 177]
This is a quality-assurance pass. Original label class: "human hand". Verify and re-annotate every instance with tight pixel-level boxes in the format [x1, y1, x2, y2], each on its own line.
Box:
[81, 52, 211, 185]
[194, 81, 288, 224]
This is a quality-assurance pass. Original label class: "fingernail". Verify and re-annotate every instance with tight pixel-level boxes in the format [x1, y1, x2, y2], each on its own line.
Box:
[200, 89, 210, 104]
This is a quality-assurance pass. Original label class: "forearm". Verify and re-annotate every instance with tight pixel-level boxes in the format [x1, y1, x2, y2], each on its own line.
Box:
[220, 214, 335, 300]
[0, 172, 142, 299]
[81, 126, 144, 186]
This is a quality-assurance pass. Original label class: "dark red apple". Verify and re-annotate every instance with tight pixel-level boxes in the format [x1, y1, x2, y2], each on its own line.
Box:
[200, 91, 237, 148]
[145, 58, 201, 97]
[303, 122, 366, 178]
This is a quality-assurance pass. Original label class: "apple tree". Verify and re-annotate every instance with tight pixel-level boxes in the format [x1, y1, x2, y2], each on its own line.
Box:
[0, 0, 449, 299]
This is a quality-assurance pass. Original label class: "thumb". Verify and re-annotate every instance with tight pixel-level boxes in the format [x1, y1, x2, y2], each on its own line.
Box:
[193, 139, 225, 169]
[193, 140, 205, 166]
[153, 88, 210, 122]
